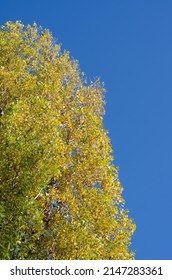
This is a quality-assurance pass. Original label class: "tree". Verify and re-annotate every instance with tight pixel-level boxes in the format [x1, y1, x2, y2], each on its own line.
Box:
[0, 21, 136, 260]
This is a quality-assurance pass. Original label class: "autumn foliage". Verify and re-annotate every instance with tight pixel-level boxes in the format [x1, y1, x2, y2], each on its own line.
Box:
[0, 21, 135, 259]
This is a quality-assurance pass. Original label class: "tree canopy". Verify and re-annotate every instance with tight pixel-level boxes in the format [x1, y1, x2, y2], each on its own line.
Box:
[0, 21, 136, 259]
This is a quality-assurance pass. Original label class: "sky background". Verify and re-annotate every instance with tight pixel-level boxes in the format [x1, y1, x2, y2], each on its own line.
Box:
[1, 0, 172, 260]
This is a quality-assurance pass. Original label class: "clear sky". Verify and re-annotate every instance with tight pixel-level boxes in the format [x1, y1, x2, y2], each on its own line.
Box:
[1, 0, 172, 260]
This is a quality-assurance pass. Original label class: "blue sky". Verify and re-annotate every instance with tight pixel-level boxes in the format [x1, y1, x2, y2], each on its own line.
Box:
[1, 0, 172, 260]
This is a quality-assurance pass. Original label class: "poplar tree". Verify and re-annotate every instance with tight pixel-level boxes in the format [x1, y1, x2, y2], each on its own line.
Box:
[0, 21, 136, 259]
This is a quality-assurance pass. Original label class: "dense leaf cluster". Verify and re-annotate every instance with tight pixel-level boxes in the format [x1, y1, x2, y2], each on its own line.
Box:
[0, 21, 135, 259]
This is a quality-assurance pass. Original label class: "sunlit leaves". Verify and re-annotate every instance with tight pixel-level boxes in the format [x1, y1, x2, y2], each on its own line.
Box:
[0, 21, 135, 260]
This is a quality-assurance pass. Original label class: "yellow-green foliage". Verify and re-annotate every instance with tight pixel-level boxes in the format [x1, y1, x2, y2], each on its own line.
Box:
[0, 21, 136, 259]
